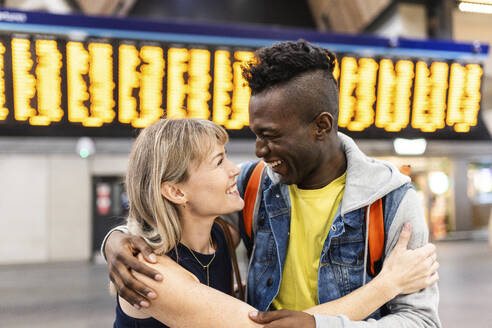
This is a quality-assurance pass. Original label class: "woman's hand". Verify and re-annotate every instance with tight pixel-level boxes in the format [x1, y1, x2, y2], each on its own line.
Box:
[379, 222, 439, 296]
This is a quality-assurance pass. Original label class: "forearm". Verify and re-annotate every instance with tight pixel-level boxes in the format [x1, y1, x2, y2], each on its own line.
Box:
[305, 273, 398, 320]
[136, 256, 261, 328]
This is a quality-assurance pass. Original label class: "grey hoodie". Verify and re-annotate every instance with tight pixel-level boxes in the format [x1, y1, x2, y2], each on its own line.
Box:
[313, 133, 441, 327]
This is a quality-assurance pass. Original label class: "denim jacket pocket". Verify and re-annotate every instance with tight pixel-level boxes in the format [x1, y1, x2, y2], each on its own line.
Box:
[328, 235, 365, 296]
[329, 236, 365, 267]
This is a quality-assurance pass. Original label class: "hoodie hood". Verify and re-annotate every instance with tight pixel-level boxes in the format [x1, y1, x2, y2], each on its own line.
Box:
[339, 132, 410, 215]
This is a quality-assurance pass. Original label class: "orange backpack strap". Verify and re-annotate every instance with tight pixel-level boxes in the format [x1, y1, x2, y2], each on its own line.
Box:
[368, 198, 385, 276]
[242, 161, 265, 238]
[367, 164, 411, 276]
[400, 165, 411, 177]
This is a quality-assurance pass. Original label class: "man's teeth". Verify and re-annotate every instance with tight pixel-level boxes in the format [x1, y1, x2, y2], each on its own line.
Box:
[268, 160, 282, 168]
[227, 185, 238, 194]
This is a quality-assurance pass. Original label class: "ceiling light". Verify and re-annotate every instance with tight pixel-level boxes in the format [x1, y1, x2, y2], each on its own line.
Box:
[393, 138, 427, 155]
[428, 171, 450, 195]
[76, 137, 95, 158]
[459, 1, 492, 14]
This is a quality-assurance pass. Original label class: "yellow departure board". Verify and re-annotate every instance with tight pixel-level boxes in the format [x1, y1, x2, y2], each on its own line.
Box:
[336, 56, 484, 134]
[0, 35, 487, 139]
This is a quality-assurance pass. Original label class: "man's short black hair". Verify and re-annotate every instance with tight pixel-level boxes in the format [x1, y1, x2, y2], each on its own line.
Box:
[242, 39, 337, 95]
[243, 40, 339, 126]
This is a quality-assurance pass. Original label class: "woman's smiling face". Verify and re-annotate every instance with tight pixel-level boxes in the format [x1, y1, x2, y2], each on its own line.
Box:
[178, 141, 244, 218]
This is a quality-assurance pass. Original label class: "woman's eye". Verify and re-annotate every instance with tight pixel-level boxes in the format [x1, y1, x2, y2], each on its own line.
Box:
[217, 158, 223, 166]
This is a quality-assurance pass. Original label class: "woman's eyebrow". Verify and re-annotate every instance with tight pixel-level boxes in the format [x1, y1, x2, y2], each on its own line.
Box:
[211, 151, 225, 161]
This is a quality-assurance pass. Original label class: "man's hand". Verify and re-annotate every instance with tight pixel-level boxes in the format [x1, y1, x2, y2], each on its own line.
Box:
[249, 309, 316, 328]
[105, 230, 162, 309]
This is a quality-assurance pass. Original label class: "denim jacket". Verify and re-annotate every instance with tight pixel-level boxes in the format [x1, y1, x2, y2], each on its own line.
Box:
[233, 133, 441, 328]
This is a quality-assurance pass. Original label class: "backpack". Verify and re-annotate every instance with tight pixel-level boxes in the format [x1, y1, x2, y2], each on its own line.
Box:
[241, 161, 411, 277]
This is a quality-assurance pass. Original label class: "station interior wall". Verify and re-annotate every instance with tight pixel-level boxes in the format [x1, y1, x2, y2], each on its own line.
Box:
[0, 145, 256, 265]
[2, 138, 492, 264]
[0, 153, 124, 264]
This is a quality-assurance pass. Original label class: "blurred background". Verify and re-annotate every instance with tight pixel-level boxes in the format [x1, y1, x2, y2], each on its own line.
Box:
[0, 0, 491, 327]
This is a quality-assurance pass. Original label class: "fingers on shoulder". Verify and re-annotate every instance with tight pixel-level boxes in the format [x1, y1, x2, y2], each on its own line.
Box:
[130, 236, 155, 254]
[415, 243, 437, 259]
[112, 272, 149, 307]
[426, 271, 439, 286]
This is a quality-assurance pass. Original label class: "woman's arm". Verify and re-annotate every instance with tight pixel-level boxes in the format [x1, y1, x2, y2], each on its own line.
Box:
[305, 223, 439, 320]
[304, 270, 397, 319]
[134, 255, 261, 328]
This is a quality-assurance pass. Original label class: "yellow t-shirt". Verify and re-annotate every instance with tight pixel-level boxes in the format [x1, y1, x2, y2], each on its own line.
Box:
[271, 172, 346, 311]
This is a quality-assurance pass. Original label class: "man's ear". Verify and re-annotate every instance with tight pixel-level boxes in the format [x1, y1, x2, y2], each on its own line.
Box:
[313, 112, 333, 139]
[161, 181, 187, 205]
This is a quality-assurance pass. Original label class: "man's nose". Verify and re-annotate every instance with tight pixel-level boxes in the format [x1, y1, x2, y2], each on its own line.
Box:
[255, 137, 268, 158]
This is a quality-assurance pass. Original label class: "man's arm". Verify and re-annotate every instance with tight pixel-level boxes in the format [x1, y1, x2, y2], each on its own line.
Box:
[318, 189, 440, 327]
[251, 189, 441, 328]
[360, 188, 441, 328]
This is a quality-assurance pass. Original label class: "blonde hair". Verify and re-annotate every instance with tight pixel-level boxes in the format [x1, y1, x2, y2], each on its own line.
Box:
[126, 118, 229, 255]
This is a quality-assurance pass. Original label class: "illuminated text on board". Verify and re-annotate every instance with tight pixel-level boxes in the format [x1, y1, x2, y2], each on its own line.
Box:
[1, 39, 484, 134]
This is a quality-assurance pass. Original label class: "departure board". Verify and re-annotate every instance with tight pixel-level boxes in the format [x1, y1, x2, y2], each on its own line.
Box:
[0, 9, 489, 139]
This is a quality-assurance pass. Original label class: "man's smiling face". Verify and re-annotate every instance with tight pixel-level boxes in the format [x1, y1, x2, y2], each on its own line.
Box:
[249, 85, 322, 186]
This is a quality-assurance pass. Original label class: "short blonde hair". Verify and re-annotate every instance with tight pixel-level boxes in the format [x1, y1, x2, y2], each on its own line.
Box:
[126, 118, 229, 255]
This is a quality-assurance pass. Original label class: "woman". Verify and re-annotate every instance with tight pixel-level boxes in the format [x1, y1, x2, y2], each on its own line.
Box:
[114, 118, 438, 328]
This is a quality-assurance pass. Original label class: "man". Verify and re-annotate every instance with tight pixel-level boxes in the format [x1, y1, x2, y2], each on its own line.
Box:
[104, 40, 440, 327]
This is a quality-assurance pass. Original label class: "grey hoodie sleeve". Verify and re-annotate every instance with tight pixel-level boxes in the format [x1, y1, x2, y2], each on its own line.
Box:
[314, 188, 441, 328]
[100, 225, 128, 261]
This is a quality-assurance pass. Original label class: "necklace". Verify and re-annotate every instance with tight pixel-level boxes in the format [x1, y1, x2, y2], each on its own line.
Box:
[183, 236, 216, 286]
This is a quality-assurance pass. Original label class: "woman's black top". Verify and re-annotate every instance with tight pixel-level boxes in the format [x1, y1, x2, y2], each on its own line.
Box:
[114, 223, 232, 328]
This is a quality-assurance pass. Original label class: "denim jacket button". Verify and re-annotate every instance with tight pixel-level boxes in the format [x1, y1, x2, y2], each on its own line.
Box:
[258, 216, 265, 226]
[267, 278, 273, 286]
[275, 194, 280, 198]
[358, 249, 364, 262]
[331, 225, 337, 232]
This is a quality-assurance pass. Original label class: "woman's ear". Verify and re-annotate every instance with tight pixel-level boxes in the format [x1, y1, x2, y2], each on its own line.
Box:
[161, 181, 187, 205]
